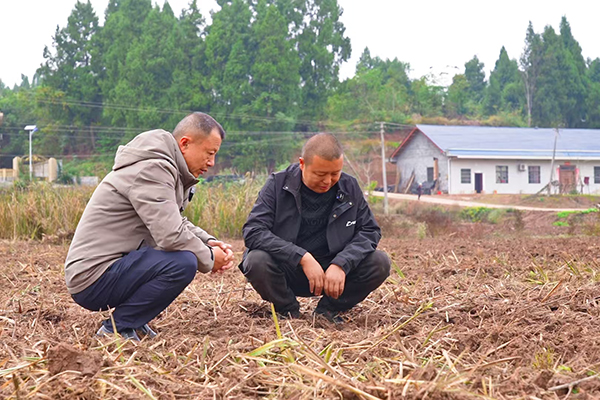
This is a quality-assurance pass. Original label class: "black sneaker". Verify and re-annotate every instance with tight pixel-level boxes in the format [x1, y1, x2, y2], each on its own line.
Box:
[137, 324, 158, 339]
[120, 329, 141, 341]
[96, 325, 115, 338]
[277, 309, 301, 320]
[96, 325, 141, 342]
[313, 307, 344, 324]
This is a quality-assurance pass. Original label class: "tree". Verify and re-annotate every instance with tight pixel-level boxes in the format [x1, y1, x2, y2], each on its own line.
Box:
[107, 3, 182, 131]
[204, 0, 254, 123]
[485, 47, 523, 115]
[409, 77, 444, 118]
[327, 54, 411, 123]
[586, 58, 600, 127]
[520, 21, 542, 127]
[37, 0, 102, 153]
[445, 74, 469, 118]
[296, 0, 351, 125]
[249, 1, 300, 122]
[169, 0, 209, 113]
[0, 86, 37, 166]
[229, 0, 302, 171]
[99, 0, 153, 112]
[558, 16, 588, 127]
[464, 55, 486, 104]
[356, 47, 380, 73]
[534, 23, 587, 127]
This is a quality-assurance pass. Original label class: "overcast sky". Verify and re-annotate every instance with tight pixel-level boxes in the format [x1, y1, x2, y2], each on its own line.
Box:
[1, 0, 599, 88]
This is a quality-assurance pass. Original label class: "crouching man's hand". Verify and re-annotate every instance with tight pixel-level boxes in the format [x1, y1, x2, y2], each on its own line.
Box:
[211, 244, 234, 273]
[300, 252, 325, 296]
[207, 239, 234, 258]
[324, 264, 345, 299]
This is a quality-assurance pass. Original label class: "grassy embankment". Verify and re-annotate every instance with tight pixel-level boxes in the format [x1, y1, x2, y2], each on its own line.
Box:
[2, 181, 599, 241]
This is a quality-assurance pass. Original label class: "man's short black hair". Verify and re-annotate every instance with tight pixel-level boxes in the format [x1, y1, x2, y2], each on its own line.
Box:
[301, 133, 343, 165]
[173, 112, 225, 140]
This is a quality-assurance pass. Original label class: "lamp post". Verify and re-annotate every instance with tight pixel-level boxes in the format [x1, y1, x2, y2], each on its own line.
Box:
[376, 121, 389, 215]
[24, 125, 37, 181]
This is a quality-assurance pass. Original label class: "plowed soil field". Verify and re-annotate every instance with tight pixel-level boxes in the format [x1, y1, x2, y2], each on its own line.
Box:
[1, 232, 600, 399]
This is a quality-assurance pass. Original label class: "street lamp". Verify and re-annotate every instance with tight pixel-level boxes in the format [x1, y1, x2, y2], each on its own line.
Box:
[24, 125, 37, 181]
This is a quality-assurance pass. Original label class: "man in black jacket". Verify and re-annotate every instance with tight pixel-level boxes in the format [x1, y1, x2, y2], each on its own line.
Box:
[240, 133, 390, 322]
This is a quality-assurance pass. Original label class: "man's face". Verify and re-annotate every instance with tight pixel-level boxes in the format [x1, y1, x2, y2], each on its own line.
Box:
[299, 155, 343, 193]
[178, 129, 222, 178]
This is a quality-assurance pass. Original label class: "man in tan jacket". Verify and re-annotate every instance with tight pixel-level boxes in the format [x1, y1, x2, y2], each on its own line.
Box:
[65, 112, 233, 341]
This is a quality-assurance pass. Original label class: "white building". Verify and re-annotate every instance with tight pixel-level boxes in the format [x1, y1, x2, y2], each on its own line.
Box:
[390, 125, 600, 195]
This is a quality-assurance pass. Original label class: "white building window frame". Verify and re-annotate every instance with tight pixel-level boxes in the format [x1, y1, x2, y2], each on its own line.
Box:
[528, 165, 541, 184]
[496, 165, 509, 184]
[460, 168, 471, 184]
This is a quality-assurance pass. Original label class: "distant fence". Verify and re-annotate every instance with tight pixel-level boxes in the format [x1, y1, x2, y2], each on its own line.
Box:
[0, 157, 59, 182]
[0, 168, 16, 182]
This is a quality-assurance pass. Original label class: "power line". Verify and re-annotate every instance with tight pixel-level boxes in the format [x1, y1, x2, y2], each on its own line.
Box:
[18, 92, 357, 128]
[0, 129, 379, 140]
[0, 137, 310, 159]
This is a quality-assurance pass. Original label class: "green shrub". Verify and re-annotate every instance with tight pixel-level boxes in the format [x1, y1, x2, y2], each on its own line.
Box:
[61, 156, 113, 180]
[487, 208, 507, 224]
[459, 206, 492, 222]
[556, 208, 598, 219]
[554, 208, 598, 231]
[416, 222, 427, 239]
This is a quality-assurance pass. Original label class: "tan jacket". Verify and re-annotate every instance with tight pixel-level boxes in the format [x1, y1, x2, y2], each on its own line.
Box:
[65, 129, 215, 294]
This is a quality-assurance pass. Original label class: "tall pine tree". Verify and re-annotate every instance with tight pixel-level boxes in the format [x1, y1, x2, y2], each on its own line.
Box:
[485, 47, 523, 115]
[520, 21, 542, 127]
[37, 0, 102, 153]
[296, 0, 351, 126]
[464, 55, 486, 105]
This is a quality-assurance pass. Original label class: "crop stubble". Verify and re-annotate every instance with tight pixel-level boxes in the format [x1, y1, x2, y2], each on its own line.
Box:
[1, 236, 600, 399]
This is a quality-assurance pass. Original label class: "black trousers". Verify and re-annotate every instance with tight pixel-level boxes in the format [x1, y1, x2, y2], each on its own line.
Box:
[72, 247, 197, 332]
[240, 249, 390, 315]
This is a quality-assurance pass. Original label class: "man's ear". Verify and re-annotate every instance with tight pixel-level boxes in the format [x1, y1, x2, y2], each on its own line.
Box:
[299, 157, 305, 171]
[178, 136, 190, 153]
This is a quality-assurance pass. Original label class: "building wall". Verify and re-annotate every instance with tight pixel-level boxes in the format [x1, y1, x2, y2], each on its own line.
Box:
[394, 133, 448, 192]
[449, 158, 600, 194]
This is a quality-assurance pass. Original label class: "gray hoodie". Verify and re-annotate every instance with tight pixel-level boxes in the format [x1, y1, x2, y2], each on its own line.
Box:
[65, 129, 215, 294]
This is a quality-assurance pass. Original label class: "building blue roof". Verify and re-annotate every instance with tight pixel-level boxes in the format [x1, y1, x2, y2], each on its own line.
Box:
[416, 125, 600, 160]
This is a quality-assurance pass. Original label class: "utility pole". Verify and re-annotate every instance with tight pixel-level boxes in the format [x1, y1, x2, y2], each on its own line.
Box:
[547, 127, 558, 195]
[379, 122, 389, 215]
[24, 125, 38, 181]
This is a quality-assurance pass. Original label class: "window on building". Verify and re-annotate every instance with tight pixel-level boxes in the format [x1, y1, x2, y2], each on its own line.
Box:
[595, 167, 600, 184]
[427, 167, 434, 182]
[528, 166, 541, 184]
[496, 166, 508, 184]
[461, 169, 471, 184]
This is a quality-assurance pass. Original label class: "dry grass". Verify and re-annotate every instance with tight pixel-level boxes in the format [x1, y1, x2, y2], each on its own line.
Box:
[2, 235, 600, 399]
[184, 177, 263, 239]
[0, 184, 93, 241]
[0, 179, 263, 242]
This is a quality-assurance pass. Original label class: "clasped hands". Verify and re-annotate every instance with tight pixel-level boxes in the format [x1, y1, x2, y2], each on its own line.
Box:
[208, 239, 234, 273]
[300, 252, 345, 299]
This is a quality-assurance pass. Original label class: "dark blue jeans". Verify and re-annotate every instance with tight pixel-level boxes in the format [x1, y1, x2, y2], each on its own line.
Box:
[240, 250, 391, 315]
[72, 247, 197, 332]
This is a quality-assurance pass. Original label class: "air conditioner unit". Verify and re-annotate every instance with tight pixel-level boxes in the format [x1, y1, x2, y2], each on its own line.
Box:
[518, 163, 526, 171]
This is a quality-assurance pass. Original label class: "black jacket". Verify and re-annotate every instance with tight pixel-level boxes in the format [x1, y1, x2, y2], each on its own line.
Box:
[242, 163, 381, 274]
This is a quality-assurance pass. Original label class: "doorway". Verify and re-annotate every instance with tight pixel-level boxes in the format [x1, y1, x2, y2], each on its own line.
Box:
[559, 165, 576, 194]
[474, 173, 483, 193]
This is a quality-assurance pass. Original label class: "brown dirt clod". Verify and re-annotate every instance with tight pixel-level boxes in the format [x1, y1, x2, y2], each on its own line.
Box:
[47, 343, 103, 377]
